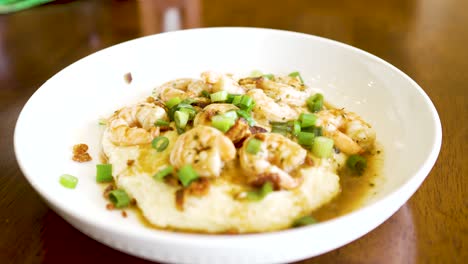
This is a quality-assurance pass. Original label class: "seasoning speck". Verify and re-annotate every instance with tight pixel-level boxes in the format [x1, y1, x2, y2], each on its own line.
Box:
[124, 72, 132, 84]
[106, 203, 115, 210]
[121, 211, 127, 218]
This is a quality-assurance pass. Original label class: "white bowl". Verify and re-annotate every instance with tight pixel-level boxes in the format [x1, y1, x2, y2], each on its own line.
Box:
[14, 28, 441, 264]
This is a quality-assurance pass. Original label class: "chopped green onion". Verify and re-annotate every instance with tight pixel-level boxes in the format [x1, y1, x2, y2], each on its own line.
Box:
[176, 126, 185, 135]
[59, 174, 78, 189]
[231, 95, 243, 106]
[299, 113, 317, 128]
[306, 93, 324, 112]
[201, 90, 211, 98]
[297, 132, 315, 146]
[271, 126, 290, 136]
[166, 97, 182, 109]
[152, 136, 169, 152]
[98, 118, 107, 126]
[288, 71, 304, 84]
[154, 119, 170, 127]
[302, 126, 323, 136]
[246, 100, 256, 112]
[293, 120, 301, 135]
[174, 110, 189, 129]
[269, 121, 290, 126]
[239, 95, 253, 110]
[346, 154, 367, 175]
[179, 106, 196, 120]
[108, 189, 130, 208]
[246, 138, 263, 154]
[212, 115, 236, 133]
[246, 182, 273, 201]
[223, 110, 238, 120]
[96, 164, 113, 182]
[292, 216, 318, 227]
[226, 93, 240, 103]
[312, 136, 334, 158]
[181, 98, 197, 105]
[153, 166, 174, 181]
[178, 165, 199, 187]
[236, 109, 255, 126]
[262, 74, 274, 80]
[210, 91, 228, 102]
[250, 70, 263, 77]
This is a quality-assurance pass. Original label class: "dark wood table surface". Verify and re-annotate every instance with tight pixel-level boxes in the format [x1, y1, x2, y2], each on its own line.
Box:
[0, 0, 466, 263]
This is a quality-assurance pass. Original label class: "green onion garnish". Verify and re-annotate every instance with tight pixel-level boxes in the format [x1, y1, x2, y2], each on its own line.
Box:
[293, 120, 301, 135]
[98, 118, 107, 126]
[302, 126, 323, 136]
[166, 97, 182, 109]
[271, 126, 289, 136]
[246, 182, 273, 201]
[297, 132, 315, 146]
[179, 106, 197, 120]
[180, 98, 196, 105]
[154, 119, 170, 127]
[223, 110, 238, 120]
[239, 95, 253, 110]
[250, 70, 263, 77]
[153, 166, 174, 181]
[210, 91, 228, 102]
[212, 115, 236, 133]
[246, 138, 263, 154]
[312, 136, 334, 158]
[262, 74, 274, 80]
[96, 164, 113, 183]
[151, 136, 169, 152]
[231, 95, 242, 106]
[299, 113, 317, 128]
[59, 174, 78, 189]
[226, 93, 240, 103]
[346, 154, 367, 175]
[174, 110, 189, 129]
[236, 109, 255, 126]
[176, 126, 185, 135]
[108, 189, 130, 208]
[178, 165, 199, 187]
[201, 90, 211, 98]
[306, 93, 324, 112]
[292, 215, 318, 227]
[288, 71, 304, 84]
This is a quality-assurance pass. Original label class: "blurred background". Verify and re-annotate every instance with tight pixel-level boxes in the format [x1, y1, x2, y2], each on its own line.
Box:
[0, 0, 466, 264]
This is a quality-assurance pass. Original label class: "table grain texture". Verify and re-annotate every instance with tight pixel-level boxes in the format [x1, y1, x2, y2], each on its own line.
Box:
[0, 0, 466, 263]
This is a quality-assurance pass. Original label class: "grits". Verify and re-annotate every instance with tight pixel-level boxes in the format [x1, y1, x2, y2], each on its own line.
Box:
[102, 134, 339, 233]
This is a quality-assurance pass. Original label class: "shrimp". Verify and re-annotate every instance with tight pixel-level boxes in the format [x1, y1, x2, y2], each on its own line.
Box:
[107, 103, 168, 146]
[255, 78, 309, 107]
[247, 89, 300, 123]
[316, 109, 376, 154]
[154, 78, 210, 102]
[170, 126, 236, 177]
[201, 71, 245, 94]
[193, 103, 251, 143]
[239, 133, 307, 189]
[193, 103, 239, 127]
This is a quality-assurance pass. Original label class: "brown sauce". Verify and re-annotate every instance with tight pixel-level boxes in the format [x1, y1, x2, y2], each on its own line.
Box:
[313, 147, 384, 221]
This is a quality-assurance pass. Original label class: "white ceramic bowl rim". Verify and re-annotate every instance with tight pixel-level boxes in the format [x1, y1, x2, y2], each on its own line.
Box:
[14, 27, 442, 247]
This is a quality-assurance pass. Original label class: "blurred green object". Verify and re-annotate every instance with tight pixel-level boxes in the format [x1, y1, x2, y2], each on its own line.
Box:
[0, 0, 54, 14]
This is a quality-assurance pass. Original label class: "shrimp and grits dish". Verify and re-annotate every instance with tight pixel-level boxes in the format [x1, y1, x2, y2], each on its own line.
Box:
[97, 71, 380, 234]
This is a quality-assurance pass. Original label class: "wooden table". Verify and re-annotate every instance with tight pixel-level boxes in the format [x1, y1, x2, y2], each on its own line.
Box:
[1, 0, 466, 263]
